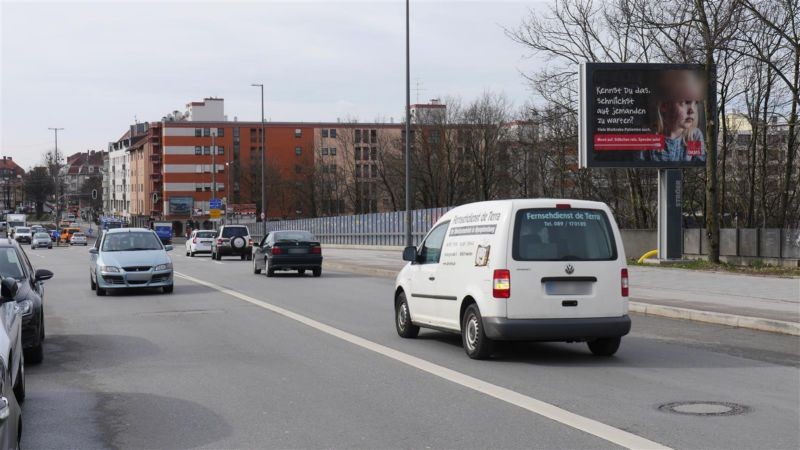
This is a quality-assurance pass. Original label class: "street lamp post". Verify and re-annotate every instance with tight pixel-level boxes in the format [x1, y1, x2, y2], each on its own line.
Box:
[404, 0, 413, 247]
[251, 83, 266, 235]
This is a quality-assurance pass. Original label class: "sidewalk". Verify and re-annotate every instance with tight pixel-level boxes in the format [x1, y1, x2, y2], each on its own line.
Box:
[322, 247, 800, 336]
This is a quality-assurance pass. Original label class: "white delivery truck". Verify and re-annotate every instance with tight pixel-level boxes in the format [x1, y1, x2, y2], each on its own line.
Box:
[6, 214, 26, 238]
[394, 199, 631, 359]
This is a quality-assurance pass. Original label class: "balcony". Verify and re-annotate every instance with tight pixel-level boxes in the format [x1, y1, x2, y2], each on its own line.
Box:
[150, 173, 162, 180]
[150, 154, 162, 162]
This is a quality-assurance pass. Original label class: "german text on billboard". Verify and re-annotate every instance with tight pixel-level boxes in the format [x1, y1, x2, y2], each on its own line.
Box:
[579, 63, 710, 168]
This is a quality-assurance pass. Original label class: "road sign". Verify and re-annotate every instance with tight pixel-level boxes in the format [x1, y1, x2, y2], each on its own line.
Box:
[210, 198, 222, 209]
[210, 209, 222, 218]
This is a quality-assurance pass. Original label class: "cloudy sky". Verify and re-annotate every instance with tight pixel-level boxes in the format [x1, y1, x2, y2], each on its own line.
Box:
[1, 0, 545, 170]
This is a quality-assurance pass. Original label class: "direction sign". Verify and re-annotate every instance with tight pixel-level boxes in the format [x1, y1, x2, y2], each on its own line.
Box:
[210, 198, 222, 209]
[210, 209, 222, 218]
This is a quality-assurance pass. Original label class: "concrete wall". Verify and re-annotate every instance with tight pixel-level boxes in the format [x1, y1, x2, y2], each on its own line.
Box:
[619, 229, 656, 260]
[684, 228, 800, 261]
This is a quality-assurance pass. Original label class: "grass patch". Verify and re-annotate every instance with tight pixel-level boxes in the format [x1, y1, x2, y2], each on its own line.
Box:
[630, 258, 800, 277]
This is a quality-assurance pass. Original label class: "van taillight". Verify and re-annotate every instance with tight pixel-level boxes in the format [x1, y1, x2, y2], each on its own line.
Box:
[272, 247, 283, 255]
[311, 246, 321, 254]
[493, 269, 511, 298]
[621, 268, 629, 297]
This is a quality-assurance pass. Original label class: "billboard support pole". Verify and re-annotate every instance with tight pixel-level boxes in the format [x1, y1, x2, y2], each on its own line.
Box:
[658, 169, 683, 260]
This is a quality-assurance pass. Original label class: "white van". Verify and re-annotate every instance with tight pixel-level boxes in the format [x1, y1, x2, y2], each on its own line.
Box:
[394, 199, 631, 359]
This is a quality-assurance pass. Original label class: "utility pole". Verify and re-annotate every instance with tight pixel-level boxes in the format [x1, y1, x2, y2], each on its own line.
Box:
[251, 84, 266, 235]
[48, 127, 64, 221]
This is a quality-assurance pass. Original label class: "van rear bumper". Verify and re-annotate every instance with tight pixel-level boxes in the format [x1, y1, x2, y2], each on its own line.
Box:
[483, 315, 631, 341]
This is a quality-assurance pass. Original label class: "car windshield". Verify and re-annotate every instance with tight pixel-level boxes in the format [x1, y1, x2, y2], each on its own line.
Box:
[221, 227, 248, 238]
[512, 208, 617, 261]
[102, 232, 163, 252]
[35, 233, 50, 239]
[197, 231, 216, 238]
[0, 248, 24, 279]
[274, 231, 316, 242]
[16, 228, 30, 233]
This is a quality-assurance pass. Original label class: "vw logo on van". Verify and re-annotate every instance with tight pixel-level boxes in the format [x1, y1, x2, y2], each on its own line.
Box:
[565, 264, 575, 275]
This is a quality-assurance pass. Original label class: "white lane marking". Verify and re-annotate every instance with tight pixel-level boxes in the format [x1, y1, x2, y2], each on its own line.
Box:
[175, 271, 670, 450]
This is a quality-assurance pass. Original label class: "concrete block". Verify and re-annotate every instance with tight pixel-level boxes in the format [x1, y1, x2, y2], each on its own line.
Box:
[720, 229, 737, 256]
[760, 229, 781, 258]
[684, 228, 701, 254]
[739, 229, 758, 257]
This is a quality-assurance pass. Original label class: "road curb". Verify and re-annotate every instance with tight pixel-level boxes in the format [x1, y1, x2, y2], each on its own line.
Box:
[323, 261, 800, 336]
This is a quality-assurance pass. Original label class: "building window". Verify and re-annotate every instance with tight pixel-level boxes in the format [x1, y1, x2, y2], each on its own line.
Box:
[195, 184, 202, 192]
[295, 165, 302, 174]
[371, 164, 377, 178]
[195, 146, 202, 155]
[217, 128, 224, 137]
[322, 147, 329, 155]
[330, 147, 337, 156]
[233, 127, 240, 138]
[203, 128, 211, 137]
[430, 130, 441, 145]
[322, 129, 329, 138]
[371, 129, 377, 143]
[204, 146, 211, 155]
[371, 147, 377, 161]
[354, 147, 361, 160]
[295, 128, 302, 138]
[355, 129, 361, 143]
[330, 129, 337, 138]
[195, 129, 202, 137]
[217, 146, 224, 155]
[295, 147, 302, 156]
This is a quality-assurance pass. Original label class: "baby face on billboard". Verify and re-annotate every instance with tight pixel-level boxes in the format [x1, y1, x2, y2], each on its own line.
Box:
[658, 70, 703, 139]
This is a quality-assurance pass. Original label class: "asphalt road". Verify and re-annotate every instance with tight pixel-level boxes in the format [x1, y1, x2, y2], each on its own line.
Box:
[19, 243, 800, 449]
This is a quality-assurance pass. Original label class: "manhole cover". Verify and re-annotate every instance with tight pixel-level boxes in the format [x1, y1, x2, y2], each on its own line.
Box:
[658, 401, 749, 416]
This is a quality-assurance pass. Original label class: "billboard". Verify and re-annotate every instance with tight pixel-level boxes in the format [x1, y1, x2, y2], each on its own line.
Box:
[168, 196, 194, 215]
[579, 63, 711, 168]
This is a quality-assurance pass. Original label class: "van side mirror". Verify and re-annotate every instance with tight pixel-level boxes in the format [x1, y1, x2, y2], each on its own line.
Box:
[89, 248, 98, 254]
[165, 245, 173, 252]
[402, 246, 418, 262]
[1, 278, 18, 301]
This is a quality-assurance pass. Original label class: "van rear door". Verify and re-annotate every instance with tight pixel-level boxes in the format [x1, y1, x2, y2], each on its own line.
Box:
[506, 207, 625, 319]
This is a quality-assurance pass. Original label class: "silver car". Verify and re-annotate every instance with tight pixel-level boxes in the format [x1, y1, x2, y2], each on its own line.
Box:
[70, 232, 88, 246]
[89, 228, 174, 295]
[31, 232, 53, 249]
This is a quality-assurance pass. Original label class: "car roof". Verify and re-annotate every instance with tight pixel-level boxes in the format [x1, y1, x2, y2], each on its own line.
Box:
[0, 238, 21, 248]
[105, 227, 154, 234]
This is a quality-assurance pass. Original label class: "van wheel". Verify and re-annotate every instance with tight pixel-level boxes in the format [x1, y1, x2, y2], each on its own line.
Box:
[462, 304, 493, 359]
[587, 337, 621, 356]
[395, 292, 419, 338]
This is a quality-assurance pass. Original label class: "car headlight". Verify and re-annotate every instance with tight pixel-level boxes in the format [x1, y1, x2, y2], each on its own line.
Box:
[101, 266, 120, 273]
[154, 263, 173, 271]
[16, 300, 33, 316]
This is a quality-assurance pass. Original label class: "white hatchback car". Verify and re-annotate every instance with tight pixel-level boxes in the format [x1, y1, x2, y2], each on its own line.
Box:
[70, 232, 88, 246]
[394, 199, 631, 359]
[186, 230, 217, 257]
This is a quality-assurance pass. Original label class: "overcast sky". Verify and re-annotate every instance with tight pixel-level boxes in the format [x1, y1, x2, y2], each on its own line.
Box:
[1, 0, 545, 170]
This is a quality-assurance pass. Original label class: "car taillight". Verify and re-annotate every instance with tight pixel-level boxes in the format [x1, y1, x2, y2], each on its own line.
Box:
[311, 246, 321, 254]
[272, 247, 283, 255]
[621, 268, 629, 297]
[493, 269, 510, 298]
[248, 239, 253, 246]
[216, 238, 223, 245]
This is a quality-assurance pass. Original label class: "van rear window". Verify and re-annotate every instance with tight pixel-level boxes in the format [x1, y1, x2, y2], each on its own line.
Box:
[512, 208, 617, 261]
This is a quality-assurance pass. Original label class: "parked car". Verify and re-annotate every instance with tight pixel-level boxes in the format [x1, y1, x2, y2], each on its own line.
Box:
[12, 228, 31, 245]
[211, 225, 252, 261]
[31, 233, 53, 249]
[0, 277, 23, 447]
[185, 230, 216, 257]
[0, 238, 53, 364]
[394, 199, 631, 359]
[70, 232, 88, 246]
[89, 228, 174, 295]
[253, 230, 322, 277]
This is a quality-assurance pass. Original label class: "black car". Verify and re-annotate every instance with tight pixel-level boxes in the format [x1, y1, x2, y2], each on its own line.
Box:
[252, 230, 323, 277]
[0, 239, 53, 364]
[0, 277, 26, 447]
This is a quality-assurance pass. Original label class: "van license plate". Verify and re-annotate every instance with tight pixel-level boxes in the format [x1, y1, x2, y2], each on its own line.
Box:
[544, 281, 592, 296]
